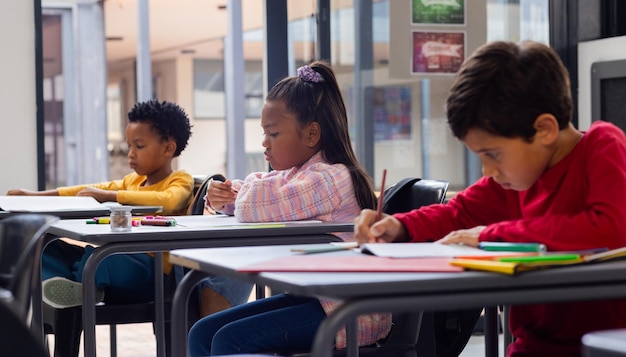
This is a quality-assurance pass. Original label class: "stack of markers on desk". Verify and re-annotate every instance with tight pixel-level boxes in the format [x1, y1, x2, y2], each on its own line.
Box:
[449, 242, 616, 275]
[86, 216, 177, 227]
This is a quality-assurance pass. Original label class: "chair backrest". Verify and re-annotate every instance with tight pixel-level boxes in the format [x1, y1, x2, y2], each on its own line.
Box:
[0, 214, 59, 320]
[382, 178, 449, 214]
[187, 174, 227, 215]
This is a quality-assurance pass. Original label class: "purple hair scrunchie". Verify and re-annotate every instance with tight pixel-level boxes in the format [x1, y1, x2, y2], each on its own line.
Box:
[297, 65, 324, 83]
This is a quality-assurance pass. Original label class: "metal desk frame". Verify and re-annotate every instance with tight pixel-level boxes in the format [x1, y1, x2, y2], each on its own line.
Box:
[169, 245, 626, 357]
[40, 216, 352, 357]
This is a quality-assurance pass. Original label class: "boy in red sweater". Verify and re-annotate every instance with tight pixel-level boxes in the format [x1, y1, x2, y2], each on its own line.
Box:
[354, 40, 626, 356]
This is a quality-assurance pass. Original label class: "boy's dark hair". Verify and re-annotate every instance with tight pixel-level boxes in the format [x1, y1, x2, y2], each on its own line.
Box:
[266, 61, 377, 210]
[446, 41, 572, 141]
[127, 100, 193, 157]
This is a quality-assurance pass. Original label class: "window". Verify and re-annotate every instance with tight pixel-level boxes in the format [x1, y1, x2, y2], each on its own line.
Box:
[193, 59, 264, 119]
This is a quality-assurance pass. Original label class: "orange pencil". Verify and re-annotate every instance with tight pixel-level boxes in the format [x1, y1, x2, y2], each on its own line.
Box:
[376, 169, 387, 221]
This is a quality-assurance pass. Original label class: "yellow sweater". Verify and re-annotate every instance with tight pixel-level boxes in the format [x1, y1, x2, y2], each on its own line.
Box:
[57, 170, 194, 274]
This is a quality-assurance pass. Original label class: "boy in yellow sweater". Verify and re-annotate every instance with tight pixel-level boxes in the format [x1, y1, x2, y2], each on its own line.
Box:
[8, 99, 193, 307]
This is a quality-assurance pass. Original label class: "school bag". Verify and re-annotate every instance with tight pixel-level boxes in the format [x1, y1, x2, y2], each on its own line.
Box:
[381, 177, 482, 357]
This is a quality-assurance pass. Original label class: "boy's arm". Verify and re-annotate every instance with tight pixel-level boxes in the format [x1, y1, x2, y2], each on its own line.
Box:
[6, 188, 59, 196]
[116, 172, 193, 215]
[394, 177, 512, 242]
[57, 180, 124, 197]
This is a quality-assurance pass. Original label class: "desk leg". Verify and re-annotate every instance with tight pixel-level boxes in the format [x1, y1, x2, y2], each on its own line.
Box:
[346, 318, 358, 357]
[484, 306, 499, 357]
[311, 299, 385, 357]
[82, 248, 108, 357]
[171, 270, 211, 357]
[155, 253, 165, 357]
[83, 245, 168, 357]
[503, 305, 513, 355]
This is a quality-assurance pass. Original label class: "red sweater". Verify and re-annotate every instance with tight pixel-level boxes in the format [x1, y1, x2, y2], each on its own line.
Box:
[395, 121, 626, 356]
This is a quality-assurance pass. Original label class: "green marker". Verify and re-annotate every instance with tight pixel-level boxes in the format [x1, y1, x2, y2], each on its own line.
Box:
[478, 242, 546, 253]
[498, 254, 581, 263]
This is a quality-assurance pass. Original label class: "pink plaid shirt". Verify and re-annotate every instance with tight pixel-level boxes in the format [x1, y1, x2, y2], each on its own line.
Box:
[217, 151, 392, 349]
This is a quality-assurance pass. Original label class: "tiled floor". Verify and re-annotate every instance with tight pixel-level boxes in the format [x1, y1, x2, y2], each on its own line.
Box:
[50, 322, 504, 357]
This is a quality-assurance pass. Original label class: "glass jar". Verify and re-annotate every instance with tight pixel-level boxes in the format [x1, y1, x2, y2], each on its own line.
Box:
[109, 206, 133, 232]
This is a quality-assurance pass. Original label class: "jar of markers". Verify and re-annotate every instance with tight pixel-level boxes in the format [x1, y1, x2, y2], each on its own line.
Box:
[109, 206, 133, 232]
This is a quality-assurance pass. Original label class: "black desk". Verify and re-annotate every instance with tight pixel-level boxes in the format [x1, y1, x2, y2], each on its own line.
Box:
[43, 216, 352, 357]
[169, 245, 626, 357]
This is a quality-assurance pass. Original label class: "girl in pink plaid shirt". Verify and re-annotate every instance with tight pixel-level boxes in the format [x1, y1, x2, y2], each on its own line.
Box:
[189, 61, 392, 356]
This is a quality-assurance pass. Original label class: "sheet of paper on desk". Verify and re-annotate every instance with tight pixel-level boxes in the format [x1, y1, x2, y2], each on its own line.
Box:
[360, 242, 518, 258]
[238, 255, 464, 273]
[0, 196, 105, 211]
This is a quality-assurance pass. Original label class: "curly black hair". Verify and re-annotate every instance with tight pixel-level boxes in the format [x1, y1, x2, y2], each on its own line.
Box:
[127, 100, 193, 157]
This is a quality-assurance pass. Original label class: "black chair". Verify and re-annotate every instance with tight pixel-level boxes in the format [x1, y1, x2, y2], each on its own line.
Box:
[0, 214, 59, 322]
[0, 296, 49, 357]
[282, 178, 450, 357]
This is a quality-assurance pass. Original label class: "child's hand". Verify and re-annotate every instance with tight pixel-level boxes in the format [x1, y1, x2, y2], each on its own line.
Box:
[6, 188, 34, 195]
[76, 187, 115, 203]
[206, 179, 237, 211]
[436, 226, 486, 247]
[6, 188, 58, 196]
[353, 209, 408, 244]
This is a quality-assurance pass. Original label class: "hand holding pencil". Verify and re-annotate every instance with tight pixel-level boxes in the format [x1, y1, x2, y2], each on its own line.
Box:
[353, 169, 409, 244]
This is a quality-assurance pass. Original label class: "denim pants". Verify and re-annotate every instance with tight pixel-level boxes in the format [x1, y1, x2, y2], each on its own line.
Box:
[197, 276, 254, 307]
[42, 239, 158, 303]
[188, 293, 327, 356]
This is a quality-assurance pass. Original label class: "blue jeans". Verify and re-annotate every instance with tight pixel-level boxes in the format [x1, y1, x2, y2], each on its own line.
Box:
[42, 239, 158, 303]
[197, 276, 253, 307]
[188, 293, 327, 356]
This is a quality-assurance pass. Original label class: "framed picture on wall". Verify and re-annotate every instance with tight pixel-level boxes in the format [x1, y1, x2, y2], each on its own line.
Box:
[411, 0, 466, 25]
[411, 30, 465, 75]
[369, 86, 412, 142]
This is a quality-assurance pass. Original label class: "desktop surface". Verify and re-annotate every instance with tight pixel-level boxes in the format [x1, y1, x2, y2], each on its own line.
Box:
[171, 244, 626, 302]
[48, 215, 354, 244]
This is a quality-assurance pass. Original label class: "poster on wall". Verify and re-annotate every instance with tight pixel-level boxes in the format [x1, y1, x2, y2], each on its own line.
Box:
[370, 86, 412, 142]
[412, 31, 465, 74]
[412, 0, 466, 25]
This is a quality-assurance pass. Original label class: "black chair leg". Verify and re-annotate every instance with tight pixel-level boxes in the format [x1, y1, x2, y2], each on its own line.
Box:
[110, 324, 117, 357]
[415, 311, 436, 356]
[51, 307, 83, 357]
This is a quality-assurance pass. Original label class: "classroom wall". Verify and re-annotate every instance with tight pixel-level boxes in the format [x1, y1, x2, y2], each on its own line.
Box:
[0, 1, 37, 194]
[381, 0, 487, 188]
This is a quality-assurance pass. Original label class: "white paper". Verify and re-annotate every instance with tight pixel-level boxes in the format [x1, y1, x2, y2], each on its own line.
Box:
[0, 196, 105, 212]
[360, 242, 509, 258]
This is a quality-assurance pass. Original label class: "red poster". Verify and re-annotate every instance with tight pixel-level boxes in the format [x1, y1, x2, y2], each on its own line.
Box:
[412, 31, 465, 74]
